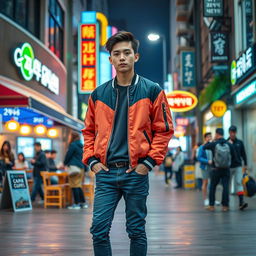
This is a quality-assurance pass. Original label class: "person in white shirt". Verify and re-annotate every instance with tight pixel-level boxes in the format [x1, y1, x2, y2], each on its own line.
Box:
[14, 152, 29, 170]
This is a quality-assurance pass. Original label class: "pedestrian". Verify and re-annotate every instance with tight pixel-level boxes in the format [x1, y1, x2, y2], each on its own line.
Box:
[203, 128, 236, 212]
[82, 31, 173, 256]
[30, 142, 47, 203]
[48, 150, 58, 184]
[227, 125, 248, 210]
[172, 146, 185, 189]
[163, 150, 173, 186]
[64, 131, 87, 210]
[0, 141, 15, 186]
[198, 133, 213, 207]
[194, 142, 203, 191]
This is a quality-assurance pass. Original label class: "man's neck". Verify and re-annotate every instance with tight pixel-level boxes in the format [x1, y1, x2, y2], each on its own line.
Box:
[116, 71, 134, 86]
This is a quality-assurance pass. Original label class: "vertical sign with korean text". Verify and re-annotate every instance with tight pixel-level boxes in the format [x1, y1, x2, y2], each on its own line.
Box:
[203, 0, 223, 17]
[78, 24, 98, 94]
[181, 51, 196, 87]
[210, 32, 229, 62]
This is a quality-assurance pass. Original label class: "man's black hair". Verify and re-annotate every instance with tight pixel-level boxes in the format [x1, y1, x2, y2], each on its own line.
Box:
[204, 132, 212, 138]
[216, 128, 224, 136]
[34, 142, 41, 147]
[229, 125, 237, 132]
[105, 31, 139, 54]
[51, 150, 57, 154]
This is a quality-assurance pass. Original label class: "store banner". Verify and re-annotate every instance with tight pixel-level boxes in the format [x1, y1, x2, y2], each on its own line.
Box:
[210, 32, 229, 62]
[181, 51, 196, 87]
[203, 0, 223, 17]
[231, 43, 256, 86]
[78, 23, 99, 94]
[1, 171, 32, 212]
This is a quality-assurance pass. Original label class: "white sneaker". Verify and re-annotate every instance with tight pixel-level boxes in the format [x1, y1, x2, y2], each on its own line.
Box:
[204, 199, 209, 207]
[80, 203, 89, 209]
[215, 200, 221, 206]
[67, 204, 81, 210]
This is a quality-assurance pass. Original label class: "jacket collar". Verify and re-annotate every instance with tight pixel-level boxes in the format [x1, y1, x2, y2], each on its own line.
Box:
[111, 74, 139, 88]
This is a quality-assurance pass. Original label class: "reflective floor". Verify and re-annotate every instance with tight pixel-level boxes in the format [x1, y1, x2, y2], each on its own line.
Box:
[1, 173, 256, 256]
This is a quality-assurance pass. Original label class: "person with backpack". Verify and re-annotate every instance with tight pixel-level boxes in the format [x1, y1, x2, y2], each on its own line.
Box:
[203, 128, 236, 212]
[227, 125, 248, 210]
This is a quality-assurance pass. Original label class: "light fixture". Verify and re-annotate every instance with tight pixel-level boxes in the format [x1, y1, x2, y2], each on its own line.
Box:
[20, 124, 32, 135]
[6, 120, 20, 132]
[147, 33, 160, 41]
[47, 128, 58, 138]
[35, 124, 46, 135]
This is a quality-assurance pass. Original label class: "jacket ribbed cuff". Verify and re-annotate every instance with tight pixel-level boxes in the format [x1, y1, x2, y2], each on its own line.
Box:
[142, 156, 156, 171]
[88, 156, 100, 170]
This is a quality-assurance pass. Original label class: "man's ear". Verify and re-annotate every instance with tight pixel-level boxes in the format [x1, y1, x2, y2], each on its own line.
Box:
[109, 56, 113, 64]
[134, 53, 140, 62]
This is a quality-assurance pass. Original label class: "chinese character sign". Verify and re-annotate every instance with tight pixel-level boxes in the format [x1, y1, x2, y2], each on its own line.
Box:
[181, 51, 195, 87]
[203, 0, 223, 17]
[231, 43, 256, 85]
[211, 32, 228, 62]
[79, 24, 98, 94]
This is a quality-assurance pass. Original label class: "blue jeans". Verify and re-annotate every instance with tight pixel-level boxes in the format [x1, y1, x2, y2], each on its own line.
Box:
[31, 176, 44, 201]
[91, 167, 149, 256]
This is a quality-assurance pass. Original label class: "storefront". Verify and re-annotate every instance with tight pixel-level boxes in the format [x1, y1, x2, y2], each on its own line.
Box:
[0, 14, 83, 164]
[230, 43, 256, 176]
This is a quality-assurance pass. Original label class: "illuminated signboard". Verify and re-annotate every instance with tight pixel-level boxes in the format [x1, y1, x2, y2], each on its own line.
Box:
[235, 80, 256, 104]
[100, 51, 111, 85]
[78, 23, 98, 94]
[203, 0, 223, 17]
[0, 107, 53, 127]
[13, 43, 59, 95]
[166, 91, 198, 112]
[181, 51, 195, 87]
[210, 100, 227, 117]
[176, 118, 189, 126]
[231, 43, 256, 85]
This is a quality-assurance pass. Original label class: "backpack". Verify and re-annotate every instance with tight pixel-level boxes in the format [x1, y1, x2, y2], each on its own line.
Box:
[214, 142, 231, 169]
[242, 174, 256, 197]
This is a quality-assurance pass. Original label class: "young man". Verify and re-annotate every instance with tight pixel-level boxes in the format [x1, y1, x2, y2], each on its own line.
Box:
[30, 142, 47, 202]
[198, 132, 213, 207]
[82, 31, 173, 256]
[227, 125, 248, 210]
[203, 128, 235, 212]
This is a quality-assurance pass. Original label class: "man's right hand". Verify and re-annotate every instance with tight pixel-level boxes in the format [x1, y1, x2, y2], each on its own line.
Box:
[92, 162, 109, 174]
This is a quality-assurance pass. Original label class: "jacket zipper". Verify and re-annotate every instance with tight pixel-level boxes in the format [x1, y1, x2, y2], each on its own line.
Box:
[105, 88, 119, 164]
[127, 87, 131, 167]
[143, 130, 151, 145]
[162, 102, 170, 132]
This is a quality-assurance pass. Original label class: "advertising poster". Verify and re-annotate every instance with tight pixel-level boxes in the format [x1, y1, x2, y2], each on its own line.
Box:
[5, 171, 32, 212]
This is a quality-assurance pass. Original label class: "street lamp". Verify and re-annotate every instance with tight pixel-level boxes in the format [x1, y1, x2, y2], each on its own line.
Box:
[147, 33, 167, 86]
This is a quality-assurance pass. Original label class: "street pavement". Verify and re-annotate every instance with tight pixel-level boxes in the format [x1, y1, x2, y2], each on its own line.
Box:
[0, 172, 256, 255]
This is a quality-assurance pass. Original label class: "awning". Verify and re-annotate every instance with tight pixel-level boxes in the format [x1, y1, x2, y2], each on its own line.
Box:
[0, 84, 84, 131]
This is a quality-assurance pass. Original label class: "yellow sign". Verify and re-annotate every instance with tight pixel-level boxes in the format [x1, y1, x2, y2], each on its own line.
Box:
[183, 165, 195, 189]
[210, 100, 227, 117]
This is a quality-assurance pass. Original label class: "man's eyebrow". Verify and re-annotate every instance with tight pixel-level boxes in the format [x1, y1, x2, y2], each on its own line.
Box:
[113, 48, 131, 53]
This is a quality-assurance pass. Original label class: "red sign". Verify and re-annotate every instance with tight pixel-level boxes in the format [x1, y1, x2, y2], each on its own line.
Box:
[166, 90, 198, 112]
[79, 24, 97, 94]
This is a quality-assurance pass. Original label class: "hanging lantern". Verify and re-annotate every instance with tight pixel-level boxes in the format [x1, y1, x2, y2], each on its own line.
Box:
[6, 120, 20, 132]
[20, 124, 32, 135]
[35, 124, 46, 135]
[47, 128, 58, 138]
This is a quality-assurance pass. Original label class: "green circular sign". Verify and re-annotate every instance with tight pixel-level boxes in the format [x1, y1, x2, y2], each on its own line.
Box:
[231, 60, 237, 85]
[14, 43, 34, 81]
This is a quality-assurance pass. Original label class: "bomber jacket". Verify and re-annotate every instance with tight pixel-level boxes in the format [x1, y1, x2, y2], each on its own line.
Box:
[82, 74, 174, 170]
[227, 137, 247, 168]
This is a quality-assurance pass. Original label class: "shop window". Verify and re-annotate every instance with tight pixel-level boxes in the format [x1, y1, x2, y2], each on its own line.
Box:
[235, 0, 253, 55]
[0, 0, 40, 38]
[48, 0, 64, 61]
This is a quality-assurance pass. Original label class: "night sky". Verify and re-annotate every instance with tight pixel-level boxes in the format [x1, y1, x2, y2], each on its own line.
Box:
[107, 0, 170, 87]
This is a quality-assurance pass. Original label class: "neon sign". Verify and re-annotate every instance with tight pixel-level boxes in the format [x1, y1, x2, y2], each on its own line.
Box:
[13, 43, 59, 95]
[235, 80, 256, 104]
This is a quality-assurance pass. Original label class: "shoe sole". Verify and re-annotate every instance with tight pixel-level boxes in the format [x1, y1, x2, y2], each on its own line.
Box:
[239, 203, 248, 211]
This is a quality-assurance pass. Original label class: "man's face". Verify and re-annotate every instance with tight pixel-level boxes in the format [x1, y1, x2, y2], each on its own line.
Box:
[51, 153, 56, 159]
[205, 134, 212, 143]
[229, 131, 236, 140]
[109, 41, 139, 74]
[34, 145, 41, 152]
